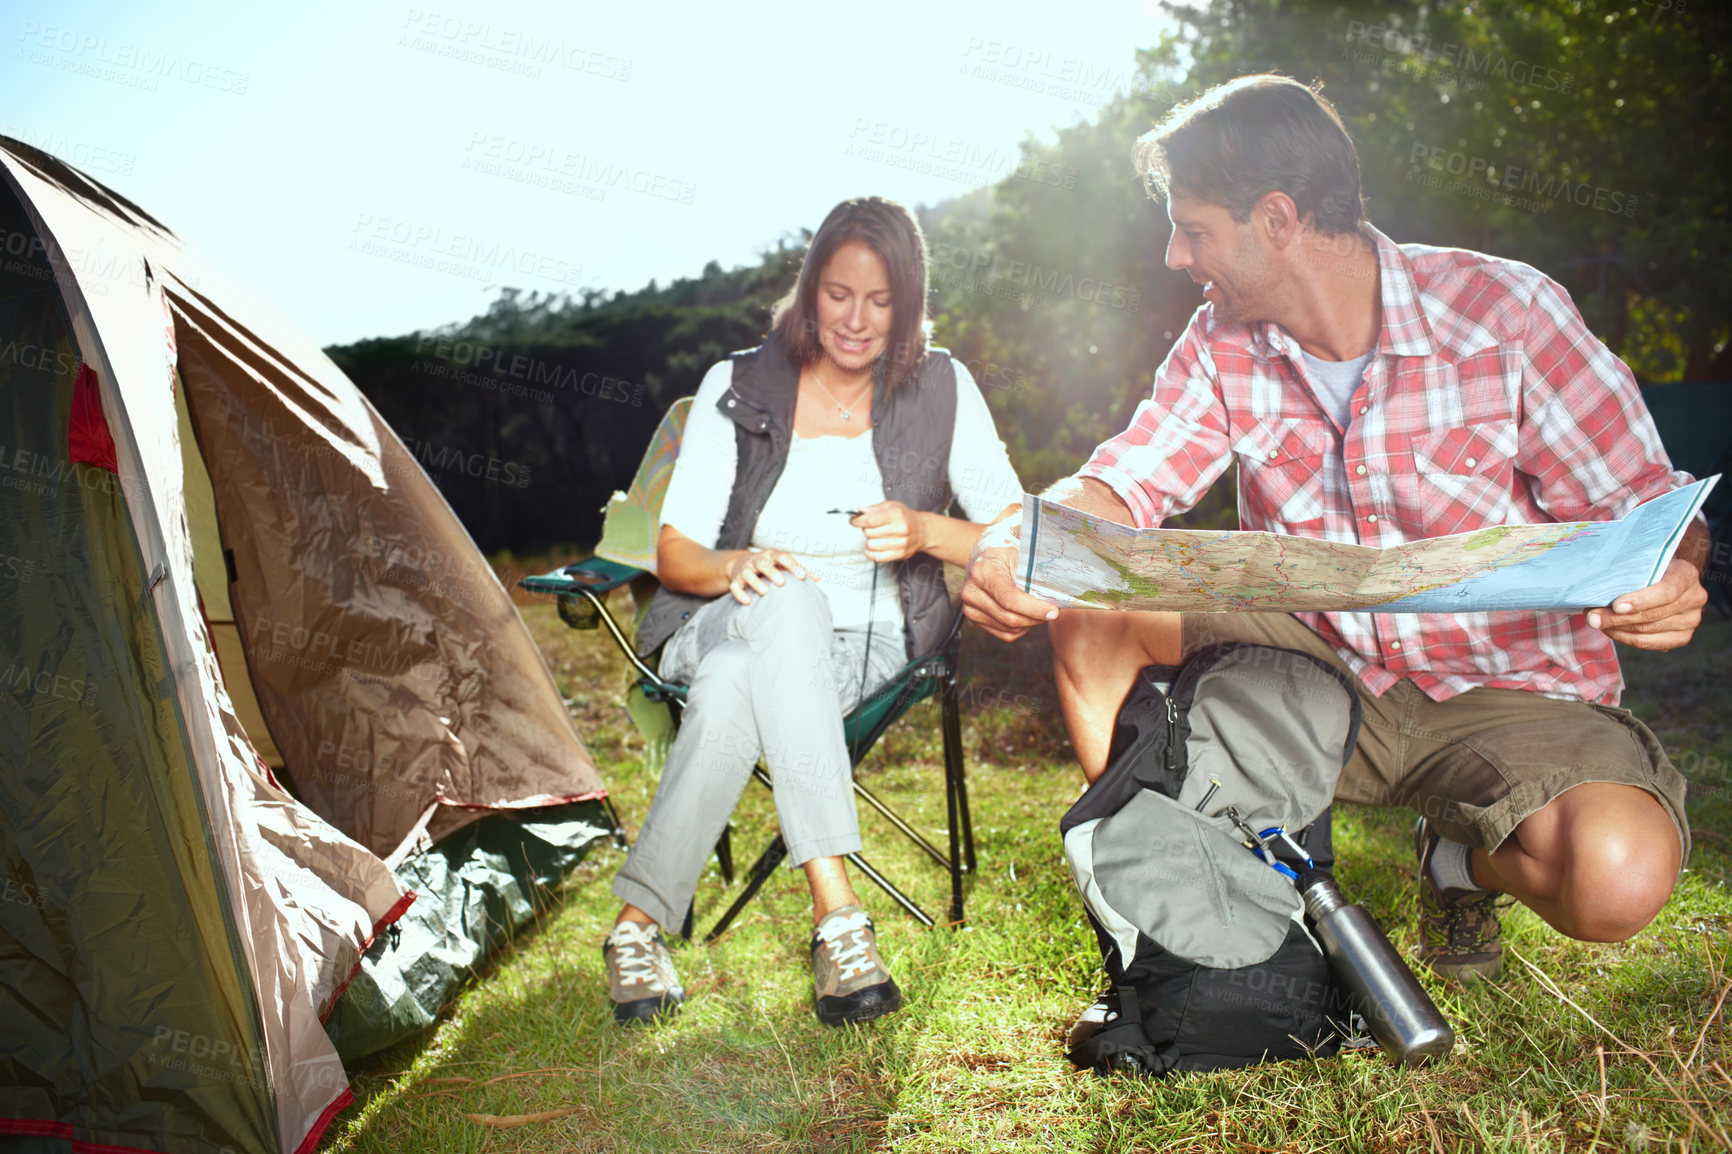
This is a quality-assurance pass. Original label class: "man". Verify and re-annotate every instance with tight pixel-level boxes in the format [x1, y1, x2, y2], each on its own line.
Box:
[963, 74, 1710, 983]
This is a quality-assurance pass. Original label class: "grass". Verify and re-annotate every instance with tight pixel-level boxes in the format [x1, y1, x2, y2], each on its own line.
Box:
[317, 581, 1732, 1154]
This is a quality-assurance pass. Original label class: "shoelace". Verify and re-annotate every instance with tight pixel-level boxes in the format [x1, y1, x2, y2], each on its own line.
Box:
[610, 928, 662, 987]
[818, 910, 876, 982]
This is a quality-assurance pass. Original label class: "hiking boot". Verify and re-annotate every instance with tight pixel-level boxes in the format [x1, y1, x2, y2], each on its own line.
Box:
[604, 920, 685, 1024]
[1414, 818, 1503, 982]
[811, 905, 901, 1027]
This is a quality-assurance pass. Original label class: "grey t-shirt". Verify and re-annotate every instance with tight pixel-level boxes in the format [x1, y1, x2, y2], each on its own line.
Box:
[1299, 347, 1374, 510]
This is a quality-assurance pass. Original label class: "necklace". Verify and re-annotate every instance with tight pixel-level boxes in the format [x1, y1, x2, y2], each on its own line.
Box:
[810, 364, 873, 421]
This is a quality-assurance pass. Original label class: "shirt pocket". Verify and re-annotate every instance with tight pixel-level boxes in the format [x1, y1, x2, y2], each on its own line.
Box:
[1409, 423, 1518, 537]
[1233, 419, 1332, 530]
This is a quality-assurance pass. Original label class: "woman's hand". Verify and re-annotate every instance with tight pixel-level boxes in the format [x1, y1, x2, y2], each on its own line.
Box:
[852, 501, 928, 563]
[725, 549, 812, 604]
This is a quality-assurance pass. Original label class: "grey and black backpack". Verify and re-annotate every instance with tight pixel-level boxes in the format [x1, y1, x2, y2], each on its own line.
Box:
[1062, 642, 1362, 1077]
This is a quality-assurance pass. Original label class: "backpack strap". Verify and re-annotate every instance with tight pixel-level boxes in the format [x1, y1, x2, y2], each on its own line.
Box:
[1067, 984, 1184, 1078]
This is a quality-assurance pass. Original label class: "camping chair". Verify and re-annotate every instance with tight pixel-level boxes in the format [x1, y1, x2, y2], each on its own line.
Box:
[521, 399, 977, 943]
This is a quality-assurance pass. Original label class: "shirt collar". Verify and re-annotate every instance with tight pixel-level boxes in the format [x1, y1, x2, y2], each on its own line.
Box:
[1229, 222, 1437, 361]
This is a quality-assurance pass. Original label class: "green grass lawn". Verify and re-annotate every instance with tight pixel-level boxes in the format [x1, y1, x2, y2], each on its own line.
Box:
[318, 595, 1732, 1153]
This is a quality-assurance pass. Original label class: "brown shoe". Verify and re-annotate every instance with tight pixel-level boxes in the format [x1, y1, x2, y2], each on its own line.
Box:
[811, 905, 902, 1027]
[1414, 818, 1503, 982]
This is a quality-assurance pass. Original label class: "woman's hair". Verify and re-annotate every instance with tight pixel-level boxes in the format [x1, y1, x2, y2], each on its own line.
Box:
[1133, 74, 1366, 236]
[770, 197, 929, 389]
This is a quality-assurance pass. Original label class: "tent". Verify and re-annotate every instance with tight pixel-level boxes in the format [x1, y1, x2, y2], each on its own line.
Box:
[0, 137, 609, 1153]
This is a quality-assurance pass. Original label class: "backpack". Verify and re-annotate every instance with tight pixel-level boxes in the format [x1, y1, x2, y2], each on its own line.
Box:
[1062, 642, 1362, 1076]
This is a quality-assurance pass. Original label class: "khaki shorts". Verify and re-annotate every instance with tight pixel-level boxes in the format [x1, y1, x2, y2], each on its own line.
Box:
[1179, 613, 1691, 861]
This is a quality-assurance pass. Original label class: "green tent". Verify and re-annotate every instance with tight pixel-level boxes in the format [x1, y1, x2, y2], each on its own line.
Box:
[0, 137, 610, 1153]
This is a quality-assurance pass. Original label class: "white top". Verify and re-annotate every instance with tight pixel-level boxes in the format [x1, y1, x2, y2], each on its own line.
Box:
[1298, 347, 1374, 430]
[660, 356, 1023, 633]
[1298, 346, 1375, 526]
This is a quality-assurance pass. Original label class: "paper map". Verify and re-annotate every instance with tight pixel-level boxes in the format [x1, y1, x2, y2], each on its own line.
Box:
[1017, 476, 1718, 613]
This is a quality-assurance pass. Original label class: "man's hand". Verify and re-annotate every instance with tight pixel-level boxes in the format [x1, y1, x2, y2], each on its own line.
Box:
[1587, 556, 1707, 651]
[961, 512, 1060, 641]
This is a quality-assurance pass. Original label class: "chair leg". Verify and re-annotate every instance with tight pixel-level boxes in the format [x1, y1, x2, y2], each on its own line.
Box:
[600, 795, 630, 851]
[717, 823, 734, 885]
[703, 834, 789, 944]
[846, 851, 935, 929]
[940, 675, 972, 922]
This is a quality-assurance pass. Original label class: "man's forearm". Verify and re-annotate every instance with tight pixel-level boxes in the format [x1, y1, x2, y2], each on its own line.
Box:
[1041, 475, 1137, 525]
[1677, 517, 1710, 574]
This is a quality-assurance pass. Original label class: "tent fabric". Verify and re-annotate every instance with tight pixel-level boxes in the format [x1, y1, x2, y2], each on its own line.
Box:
[66, 362, 117, 470]
[170, 283, 605, 861]
[0, 134, 607, 1154]
[323, 802, 612, 1062]
[3, 133, 401, 1154]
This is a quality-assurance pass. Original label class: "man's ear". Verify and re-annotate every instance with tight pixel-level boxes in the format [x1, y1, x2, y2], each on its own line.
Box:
[1255, 191, 1303, 250]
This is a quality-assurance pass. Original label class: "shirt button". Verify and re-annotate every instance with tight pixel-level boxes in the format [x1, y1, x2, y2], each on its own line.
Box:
[1268, 450, 1279, 461]
[1465, 457, 1477, 468]
[1358, 405, 1369, 415]
[727, 398, 736, 407]
[1390, 640, 1402, 651]
[1355, 464, 1367, 476]
[1367, 513, 1378, 523]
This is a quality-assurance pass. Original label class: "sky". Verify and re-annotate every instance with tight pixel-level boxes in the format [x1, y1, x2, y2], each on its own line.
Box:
[2, 0, 1179, 346]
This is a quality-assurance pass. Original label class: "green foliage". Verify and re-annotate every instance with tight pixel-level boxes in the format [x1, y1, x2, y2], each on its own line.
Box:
[1156, 0, 1732, 376]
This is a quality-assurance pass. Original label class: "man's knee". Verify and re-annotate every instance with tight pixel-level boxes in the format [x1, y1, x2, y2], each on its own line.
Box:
[1051, 609, 1180, 684]
[1537, 790, 1681, 941]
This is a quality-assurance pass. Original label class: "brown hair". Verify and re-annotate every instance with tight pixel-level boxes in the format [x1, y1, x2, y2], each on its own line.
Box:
[770, 197, 929, 389]
[1133, 74, 1366, 236]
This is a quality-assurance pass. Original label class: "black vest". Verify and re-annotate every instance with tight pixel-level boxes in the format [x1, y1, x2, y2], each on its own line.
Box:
[636, 335, 960, 661]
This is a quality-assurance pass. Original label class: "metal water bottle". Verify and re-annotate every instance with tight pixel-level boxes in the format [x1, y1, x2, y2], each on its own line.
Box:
[1297, 870, 1455, 1067]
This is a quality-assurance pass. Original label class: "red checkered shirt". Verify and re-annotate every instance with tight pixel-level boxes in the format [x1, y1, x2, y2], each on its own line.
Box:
[1079, 224, 1692, 705]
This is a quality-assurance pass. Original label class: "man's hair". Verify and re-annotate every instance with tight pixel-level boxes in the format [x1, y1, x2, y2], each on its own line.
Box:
[1133, 74, 1366, 236]
[771, 196, 929, 390]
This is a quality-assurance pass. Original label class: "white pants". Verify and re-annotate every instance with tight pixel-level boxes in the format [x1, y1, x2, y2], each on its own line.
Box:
[611, 578, 905, 931]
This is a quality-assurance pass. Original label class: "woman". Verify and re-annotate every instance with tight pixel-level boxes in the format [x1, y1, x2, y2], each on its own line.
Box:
[603, 197, 1022, 1027]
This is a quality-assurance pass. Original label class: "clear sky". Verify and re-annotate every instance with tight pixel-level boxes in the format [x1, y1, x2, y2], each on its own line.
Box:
[3, 0, 1177, 345]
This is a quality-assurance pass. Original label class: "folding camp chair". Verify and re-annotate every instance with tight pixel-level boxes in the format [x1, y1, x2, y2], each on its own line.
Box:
[521, 399, 976, 941]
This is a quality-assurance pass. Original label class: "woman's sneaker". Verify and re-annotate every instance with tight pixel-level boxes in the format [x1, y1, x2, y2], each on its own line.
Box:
[604, 920, 685, 1025]
[1414, 818, 1503, 982]
[811, 905, 902, 1027]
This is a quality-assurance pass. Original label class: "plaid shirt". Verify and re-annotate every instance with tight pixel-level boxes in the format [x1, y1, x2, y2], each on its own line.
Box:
[1080, 225, 1691, 705]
